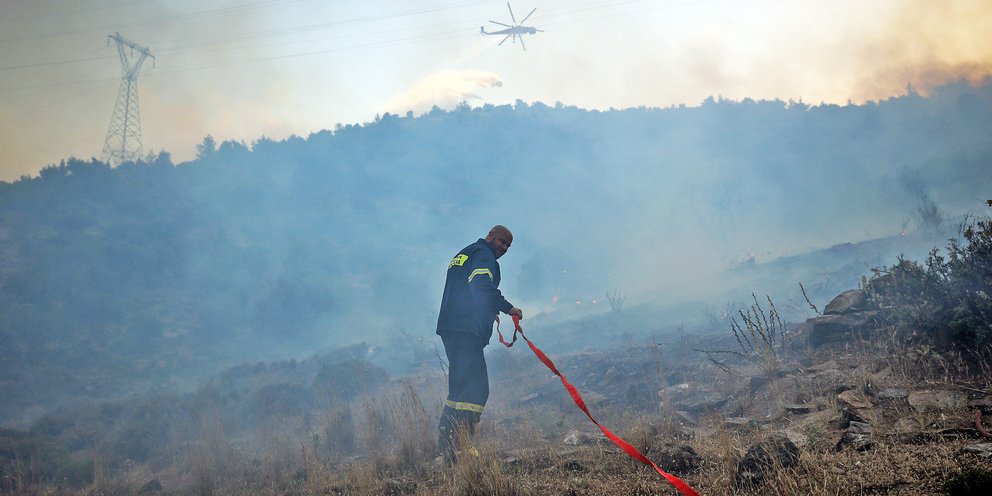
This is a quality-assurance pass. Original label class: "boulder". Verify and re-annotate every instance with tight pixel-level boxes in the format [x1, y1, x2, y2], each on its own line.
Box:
[908, 390, 968, 411]
[838, 390, 872, 410]
[796, 368, 857, 396]
[875, 388, 910, 403]
[735, 433, 800, 488]
[837, 421, 873, 451]
[838, 390, 875, 423]
[653, 444, 702, 475]
[805, 314, 872, 348]
[823, 289, 874, 315]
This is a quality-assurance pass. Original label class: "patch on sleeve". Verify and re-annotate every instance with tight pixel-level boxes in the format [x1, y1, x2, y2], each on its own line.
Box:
[448, 254, 468, 269]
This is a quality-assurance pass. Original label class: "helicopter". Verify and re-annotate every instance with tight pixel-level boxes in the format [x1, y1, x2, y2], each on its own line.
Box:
[481, 2, 543, 50]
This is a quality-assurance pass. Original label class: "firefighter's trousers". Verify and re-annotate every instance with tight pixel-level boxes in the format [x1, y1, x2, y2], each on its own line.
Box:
[438, 332, 489, 459]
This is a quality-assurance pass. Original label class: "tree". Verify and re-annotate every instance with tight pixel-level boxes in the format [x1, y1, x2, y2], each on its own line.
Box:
[195, 135, 217, 159]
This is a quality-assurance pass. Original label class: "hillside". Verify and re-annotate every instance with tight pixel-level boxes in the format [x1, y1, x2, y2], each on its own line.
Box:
[2, 80, 992, 427]
[3, 234, 992, 495]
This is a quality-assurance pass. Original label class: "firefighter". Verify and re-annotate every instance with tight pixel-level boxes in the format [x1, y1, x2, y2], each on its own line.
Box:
[436, 225, 524, 462]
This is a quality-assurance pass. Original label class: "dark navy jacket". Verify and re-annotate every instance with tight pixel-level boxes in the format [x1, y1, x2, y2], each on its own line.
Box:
[436, 239, 513, 346]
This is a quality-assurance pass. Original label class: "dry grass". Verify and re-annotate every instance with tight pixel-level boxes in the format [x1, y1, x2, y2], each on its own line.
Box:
[12, 326, 992, 496]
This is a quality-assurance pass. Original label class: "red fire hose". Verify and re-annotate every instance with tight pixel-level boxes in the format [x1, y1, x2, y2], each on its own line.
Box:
[497, 315, 701, 496]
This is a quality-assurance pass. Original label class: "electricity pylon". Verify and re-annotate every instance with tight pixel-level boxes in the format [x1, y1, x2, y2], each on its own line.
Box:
[101, 32, 154, 166]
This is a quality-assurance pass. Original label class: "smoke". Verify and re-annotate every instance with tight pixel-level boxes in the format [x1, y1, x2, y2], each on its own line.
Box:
[849, 0, 992, 100]
[381, 69, 503, 116]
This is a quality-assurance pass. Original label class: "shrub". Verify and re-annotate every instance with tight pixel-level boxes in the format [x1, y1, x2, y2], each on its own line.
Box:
[311, 359, 388, 404]
[943, 467, 992, 495]
[0, 427, 93, 490]
[865, 210, 992, 351]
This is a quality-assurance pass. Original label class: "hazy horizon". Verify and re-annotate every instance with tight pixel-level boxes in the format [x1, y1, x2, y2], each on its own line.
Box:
[3, 0, 991, 180]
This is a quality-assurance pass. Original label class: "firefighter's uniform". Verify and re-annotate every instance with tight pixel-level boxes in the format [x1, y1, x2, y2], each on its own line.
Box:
[435, 238, 514, 458]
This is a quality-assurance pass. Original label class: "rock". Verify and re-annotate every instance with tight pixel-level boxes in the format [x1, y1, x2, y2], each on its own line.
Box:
[838, 390, 872, 410]
[654, 444, 702, 475]
[805, 314, 871, 348]
[749, 375, 769, 393]
[908, 390, 968, 411]
[563, 430, 606, 446]
[962, 443, 992, 458]
[563, 430, 591, 446]
[137, 479, 162, 494]
[838, 390, 875, 423]
[847, 421, 871, 434]
[935, 427, 982, 439]
[784, 404, 815, 415]
[904, 427, 983, 444]
[875, 388, 910, 402]
[658, 383, 690, 398]
[724, 417, 757, 431]
[674, 410, 698, 427]
[823, 289, 874, 315]
[969, 396, 992, 415]
[675, 391, 730, 413]
[797, 368, 857, 396]
[735, 433, 800, 488]
[780, 428, 810, 449]
[837, 421, 873, 451]
[519, 392, 540, 403]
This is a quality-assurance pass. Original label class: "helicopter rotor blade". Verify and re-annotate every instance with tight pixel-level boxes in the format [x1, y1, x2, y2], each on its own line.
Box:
[519, 7, 536, 25]
[498, 34, 511, 46]
[489, 20, 512, 28]
[519, 34, 527, 51]
[507, 2, 517, 25]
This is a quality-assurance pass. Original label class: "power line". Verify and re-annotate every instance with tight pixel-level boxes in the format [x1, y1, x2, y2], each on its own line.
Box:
[0, 0, 483, 44]
[1, 0, 721, 93]
[0, 54, 115, 71]
[0, 0, 156, 24]
[0, 0, 488, 74]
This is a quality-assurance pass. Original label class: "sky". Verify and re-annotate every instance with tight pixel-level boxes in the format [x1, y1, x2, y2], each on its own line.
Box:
[1, 0, 991, 182]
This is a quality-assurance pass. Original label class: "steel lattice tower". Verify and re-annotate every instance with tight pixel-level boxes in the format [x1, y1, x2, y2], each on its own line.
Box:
[101, 32, 154, 166]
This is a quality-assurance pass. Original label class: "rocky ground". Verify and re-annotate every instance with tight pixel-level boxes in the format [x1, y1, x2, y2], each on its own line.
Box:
[371, 288, 992, 495]
[9, 290, 992, 495]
